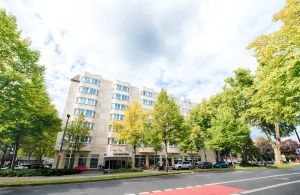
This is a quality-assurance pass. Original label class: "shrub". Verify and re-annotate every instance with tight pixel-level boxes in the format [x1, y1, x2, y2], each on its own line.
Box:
[0, 169, 82, 177]
[154, 165, 164, 170]
[111, 168, 143, 173]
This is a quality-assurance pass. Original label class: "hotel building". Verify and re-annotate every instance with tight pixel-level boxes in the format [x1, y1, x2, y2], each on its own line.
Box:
[53, 72, 219, 169]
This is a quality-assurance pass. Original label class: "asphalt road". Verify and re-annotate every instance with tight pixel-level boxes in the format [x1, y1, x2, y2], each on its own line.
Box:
[1, 167, 300, 195]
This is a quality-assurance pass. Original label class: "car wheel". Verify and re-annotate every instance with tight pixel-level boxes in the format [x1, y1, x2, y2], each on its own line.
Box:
[178, 166, 181, 170]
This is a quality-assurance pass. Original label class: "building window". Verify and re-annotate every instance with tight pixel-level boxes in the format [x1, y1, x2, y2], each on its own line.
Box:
[77, 97, 97, 106]
[143, 99, 154, 106]
[81, 76, 100, 85]
[78, 155, 87, 166]
[182, 101, 191, 106]
[74, 108, 96, 118]
[112, 93, 129, 101]
[107, 138, 126, 145]
[111, 103, 125, 110]
[81, 136, 92, 144]
[90, 154, 99, 168]
[110, 113, 124, 121]
[113, 84, 129, 92]
[79, 86, 99, 96]
[85, 122, 94, 130]
[142, 91, 153, 97]
[181, 108, 190, 114]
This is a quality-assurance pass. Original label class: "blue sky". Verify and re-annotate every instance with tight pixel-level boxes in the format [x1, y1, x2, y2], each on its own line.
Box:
[1, 0, 297, 140]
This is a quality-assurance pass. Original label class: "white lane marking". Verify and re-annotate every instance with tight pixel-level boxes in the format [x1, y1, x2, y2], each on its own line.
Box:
[234, 180, 300, 194]
[214, 172, 300, 185]
[175, 187, 184, 190]
[272, 177, 289, 180]
[195, 185, 202, 187]
[124, 194, 135, 195]
[152, 190, 161, 193]
[185, 186, 193, 188]
[191, 173, 215, 177]
[139, 192, 150, 194]
[164, 189, 173, 191]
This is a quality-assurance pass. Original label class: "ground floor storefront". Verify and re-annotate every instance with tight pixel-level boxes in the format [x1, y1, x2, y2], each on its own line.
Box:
[53, 150, 219, 169]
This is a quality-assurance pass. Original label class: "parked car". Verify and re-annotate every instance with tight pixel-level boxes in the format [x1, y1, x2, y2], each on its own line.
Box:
[213, 162, 229, 168]
[198, 162, 213, 169]
[0, 165, 29, 170]
[21, 163, 45, 169]
[173, 161, 192, 170]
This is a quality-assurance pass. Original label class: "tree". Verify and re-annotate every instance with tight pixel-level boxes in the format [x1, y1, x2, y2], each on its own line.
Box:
[113, 100, 148, 168]
[0, 9, 62, 169]
[21, 128, 59, 163]
[179, 124, 203, 167]
[188, 99, 212, 162]
[152, 89, 184, 172]
[205, 68, 253, 165]
[207, 102, 251, 165]
[247, 0, 300, 164]
[255, 137, 274, 161]
[65, 114, 91, 153]
[223, 68, 255, 164]
[281, 139, 300, 156]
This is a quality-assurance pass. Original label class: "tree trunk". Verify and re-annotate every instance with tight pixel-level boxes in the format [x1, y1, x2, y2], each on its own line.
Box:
[164, 140, 168, 172]
[229, 152, 235, 168]
[241, 145, 248, 165]
[273, 123, 282, 165]
[0, 144, 8, 166]
[132, 146, 136, 168]
[203, 147, 207, 162]
[10, 137, 19, 170]
[27, 153, 31, 161]
[192, 154, 194, 168]
[155, 150, 158, 166]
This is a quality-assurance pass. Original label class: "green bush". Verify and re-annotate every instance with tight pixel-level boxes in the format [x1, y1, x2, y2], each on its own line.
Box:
[0, 169, 82, 177]
[154, 165, 164, 170]
[111, 168, 143, 173]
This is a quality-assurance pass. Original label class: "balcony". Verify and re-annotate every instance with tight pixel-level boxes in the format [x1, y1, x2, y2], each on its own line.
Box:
[167, 147, 180, 154]
[138, 147, 155, 153]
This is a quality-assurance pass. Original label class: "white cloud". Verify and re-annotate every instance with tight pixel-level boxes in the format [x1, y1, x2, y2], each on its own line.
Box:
[0, 0, 285, 121]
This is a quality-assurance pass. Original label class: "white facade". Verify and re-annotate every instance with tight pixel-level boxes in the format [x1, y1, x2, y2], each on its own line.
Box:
[53, 72, 219, 169]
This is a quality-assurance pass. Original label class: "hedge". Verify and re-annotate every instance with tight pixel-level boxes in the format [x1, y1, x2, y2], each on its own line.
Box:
[0, 169, 82, 177]
[110, 168, 143, 173]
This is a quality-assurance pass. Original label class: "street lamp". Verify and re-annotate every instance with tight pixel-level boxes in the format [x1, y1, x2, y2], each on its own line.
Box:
[56, 114, 70, 169]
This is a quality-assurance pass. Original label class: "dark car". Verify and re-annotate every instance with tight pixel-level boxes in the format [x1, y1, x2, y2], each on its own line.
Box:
[22, 163, 45, 169]
[213, 162, 229, 168]
[198, 162, 213, 169]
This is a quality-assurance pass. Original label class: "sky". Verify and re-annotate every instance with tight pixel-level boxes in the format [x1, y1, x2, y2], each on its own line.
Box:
[1, 0, 297, 140]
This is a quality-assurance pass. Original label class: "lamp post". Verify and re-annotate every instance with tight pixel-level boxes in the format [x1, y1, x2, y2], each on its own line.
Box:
[56, 114, 70, 169]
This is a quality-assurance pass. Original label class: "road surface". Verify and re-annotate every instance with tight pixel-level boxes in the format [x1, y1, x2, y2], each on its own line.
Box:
[1, 167, 300, 195]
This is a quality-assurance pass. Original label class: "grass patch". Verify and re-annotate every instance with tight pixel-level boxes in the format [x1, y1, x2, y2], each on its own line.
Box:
[110, 168, 143, 173]
[0, 171, 192, 187]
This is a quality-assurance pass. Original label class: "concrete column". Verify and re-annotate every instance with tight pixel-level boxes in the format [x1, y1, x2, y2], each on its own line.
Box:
[86, 154, 91, 169]
[146, 155, 149, 167]
[73, 153, 80, 167]
[60, 154, 66, 169]
[159, 155, 163, 166]
[52, 153, 58, 169]
[171, 156, 175, 166]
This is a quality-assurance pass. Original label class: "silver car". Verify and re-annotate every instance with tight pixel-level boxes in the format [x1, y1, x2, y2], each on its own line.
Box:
[173, 161, 192, 170]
